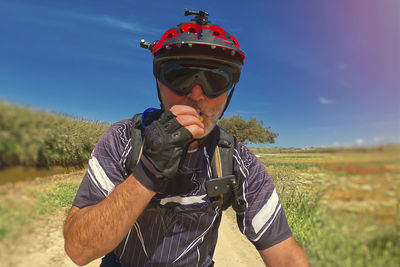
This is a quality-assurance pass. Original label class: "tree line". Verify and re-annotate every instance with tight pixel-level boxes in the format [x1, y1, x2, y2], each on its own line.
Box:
[0, 101, 278, 169]
[218, 114, 278, 144]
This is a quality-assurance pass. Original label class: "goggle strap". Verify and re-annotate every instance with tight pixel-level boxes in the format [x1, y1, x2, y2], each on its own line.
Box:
[156, 78, 163, 106]
[220, 84, 236, 119]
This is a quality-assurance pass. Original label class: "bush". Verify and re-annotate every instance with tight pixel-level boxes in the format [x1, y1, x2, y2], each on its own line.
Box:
[0, 100, 109, 169]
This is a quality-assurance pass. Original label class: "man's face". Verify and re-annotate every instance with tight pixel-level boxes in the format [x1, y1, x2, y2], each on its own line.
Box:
[158, 81, 228, 138]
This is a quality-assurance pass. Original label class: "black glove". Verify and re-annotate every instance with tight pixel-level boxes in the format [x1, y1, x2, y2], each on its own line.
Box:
[132, 110, 192, 192]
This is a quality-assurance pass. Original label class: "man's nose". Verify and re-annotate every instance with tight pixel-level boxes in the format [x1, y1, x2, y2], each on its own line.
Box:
[187, 84, 206, 101]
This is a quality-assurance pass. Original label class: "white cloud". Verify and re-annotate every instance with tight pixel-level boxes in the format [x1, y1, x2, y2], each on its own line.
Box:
[71, 13, 147, 33]
[93, 16, 143, 32]
[6, 3, 151, 34]
[355, 138, 365, 145]
[318, 96, 334, 105]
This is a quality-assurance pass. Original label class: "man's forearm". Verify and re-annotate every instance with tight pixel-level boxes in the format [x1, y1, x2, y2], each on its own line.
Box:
[259, 237, 310, 267]
[64, 175, 155, 266]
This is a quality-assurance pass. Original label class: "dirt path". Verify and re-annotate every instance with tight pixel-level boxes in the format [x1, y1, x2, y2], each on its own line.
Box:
[214, 213, 265, 267]
[0, 210, 263, 267]
[0, 208, 101, 267]
[0, 175, 264, 267]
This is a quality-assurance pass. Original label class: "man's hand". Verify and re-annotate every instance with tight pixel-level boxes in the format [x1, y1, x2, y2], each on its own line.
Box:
[132, 106, 204, 193]
[170, 105, 205, 139]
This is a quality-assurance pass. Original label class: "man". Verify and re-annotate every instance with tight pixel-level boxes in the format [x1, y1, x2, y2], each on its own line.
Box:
[64, 9, 309, 267]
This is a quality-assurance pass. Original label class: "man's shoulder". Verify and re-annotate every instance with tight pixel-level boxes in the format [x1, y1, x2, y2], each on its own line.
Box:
[95, 118, 134, 155]
[109, 118, 133, 131]
[218, 128, 252, 159]
[232, 139, 263, 176]
[103, 118, 133, 139]
[214, 126, 256, 167]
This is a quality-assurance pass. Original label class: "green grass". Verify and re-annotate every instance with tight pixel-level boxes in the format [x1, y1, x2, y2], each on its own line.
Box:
[33, 182, 80, 214]
[265, 148, 400, 267]
[0, 181, 80, 242]
[279, 182, 399, 266]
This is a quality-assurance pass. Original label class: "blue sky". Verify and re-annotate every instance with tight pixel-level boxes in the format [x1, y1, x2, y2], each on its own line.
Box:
[0, 0, 399, 147]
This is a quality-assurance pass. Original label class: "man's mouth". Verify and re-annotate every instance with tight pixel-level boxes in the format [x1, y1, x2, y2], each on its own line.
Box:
[199, 113, 204, 122]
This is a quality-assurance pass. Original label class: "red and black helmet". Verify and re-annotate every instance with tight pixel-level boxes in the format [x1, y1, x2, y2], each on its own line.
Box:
[141, 9, 245, 83]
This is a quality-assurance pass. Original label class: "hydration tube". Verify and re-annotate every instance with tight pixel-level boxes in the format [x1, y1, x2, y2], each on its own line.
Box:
[141, 107, 160, 129]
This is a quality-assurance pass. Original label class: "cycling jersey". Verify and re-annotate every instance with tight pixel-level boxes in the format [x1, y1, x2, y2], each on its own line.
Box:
[73, 118, 292, 266]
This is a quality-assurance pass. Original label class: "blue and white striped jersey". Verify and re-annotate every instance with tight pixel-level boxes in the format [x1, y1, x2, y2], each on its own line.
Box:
[73, 118, 292, 266]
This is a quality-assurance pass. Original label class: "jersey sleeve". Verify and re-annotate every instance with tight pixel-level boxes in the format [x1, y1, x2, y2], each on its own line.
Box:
[231, 141, 292, 250]
[72, 119, 132, 208]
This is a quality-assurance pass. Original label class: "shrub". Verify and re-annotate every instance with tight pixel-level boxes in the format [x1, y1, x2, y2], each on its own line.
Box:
[0, 100, 109, 169]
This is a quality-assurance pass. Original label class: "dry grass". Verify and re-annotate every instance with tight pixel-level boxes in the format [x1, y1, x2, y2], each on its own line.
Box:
[253, 145, 400, 266]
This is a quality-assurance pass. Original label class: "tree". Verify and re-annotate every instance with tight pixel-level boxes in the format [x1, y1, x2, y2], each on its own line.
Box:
[218, 115, 278, 144]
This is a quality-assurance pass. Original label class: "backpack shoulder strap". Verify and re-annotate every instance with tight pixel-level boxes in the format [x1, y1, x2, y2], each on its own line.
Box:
[211, 126, 236, 210]
[125, 113, 144, 176]
[211, 126, 235, 177]
[125, 109, 163, 176]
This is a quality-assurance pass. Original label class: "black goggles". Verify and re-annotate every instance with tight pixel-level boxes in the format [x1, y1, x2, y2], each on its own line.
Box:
[157, 60, 239, 98]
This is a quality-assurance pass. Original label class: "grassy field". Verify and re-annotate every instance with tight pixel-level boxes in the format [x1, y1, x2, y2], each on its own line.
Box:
[252, 145, 400, 267]
[0, 146, 399, 266]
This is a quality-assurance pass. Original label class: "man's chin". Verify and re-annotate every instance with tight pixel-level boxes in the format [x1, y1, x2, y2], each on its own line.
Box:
[198, 124, 217, 139]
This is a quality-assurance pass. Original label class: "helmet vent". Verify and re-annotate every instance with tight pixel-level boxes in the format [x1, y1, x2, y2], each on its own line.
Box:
[147, 9, 245, 64]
